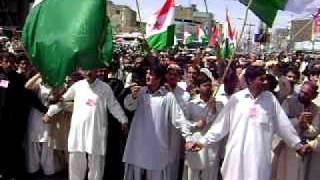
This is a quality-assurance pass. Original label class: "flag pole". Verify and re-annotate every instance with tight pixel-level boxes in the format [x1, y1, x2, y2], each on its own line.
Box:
[135, 0, 144, 36]
[291, 19, 314, 42]
[135, 0, 151, 53]
[213, 0, 253, 97]
[203, 0, 209, 14]
[202, 0, 211, 38]
[289, 10, 318, 53]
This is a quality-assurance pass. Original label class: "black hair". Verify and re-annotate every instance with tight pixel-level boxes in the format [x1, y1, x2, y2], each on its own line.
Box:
[285, 65, 300, 80]
[266, 74, 278, 92]
[224, 61, 239, 95]
[308, 67, 320, 77]
[147, 63, 167, 85]
[244, 65, 266, 85]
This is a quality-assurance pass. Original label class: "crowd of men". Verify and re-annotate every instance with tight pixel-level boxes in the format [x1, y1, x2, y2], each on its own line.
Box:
[1, 34, 320, 180]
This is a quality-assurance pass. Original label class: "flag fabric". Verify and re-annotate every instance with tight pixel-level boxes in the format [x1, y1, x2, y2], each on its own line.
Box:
[183, 31, 194, 45]
[312, 9, 320, 41]
[196, 25, 208, 45]
[174, 35, 178, 46]
[22, 0, 112, 87]
[146, 0, 175, 50]
[209, 25, 221, 47]
[221, 10, 236, 59]
[239, 0, 320, 27]
[221, 38, 231, 59]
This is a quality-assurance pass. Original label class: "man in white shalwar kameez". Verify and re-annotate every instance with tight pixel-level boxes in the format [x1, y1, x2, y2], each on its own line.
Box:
[25, 73, 63, 175]
[46, 69, 128, 180]
[123, 64, 192, 180]
[183, 70, 223, 180]
[187, 65, 310, 180]
[273, 81, 319, 180]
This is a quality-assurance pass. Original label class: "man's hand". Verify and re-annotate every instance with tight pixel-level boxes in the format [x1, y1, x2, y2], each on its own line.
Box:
[185, 141, 204, 152]
[121, 123, 129, 135]
[207, 97, 216, 114]
[43, 114, 53, 124]
[130, 85, 141, 99]
[297, 143, 313, 156]
[298, 112, 313, 130]
[185, 141, 195, 151]
[195, 119, 207, 129]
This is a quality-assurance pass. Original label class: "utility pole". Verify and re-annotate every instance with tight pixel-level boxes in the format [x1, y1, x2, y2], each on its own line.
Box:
[246, 23, 255, 53]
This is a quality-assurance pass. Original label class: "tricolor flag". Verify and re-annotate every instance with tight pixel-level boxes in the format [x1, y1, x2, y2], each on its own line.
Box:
[221, 10, 236, 59]
[239, 0, 320, 27]
[146, 0, 175, 50]
[22, 0, 112, 87]
[196, 25, 208, 45]
[209, 24, 221, 47]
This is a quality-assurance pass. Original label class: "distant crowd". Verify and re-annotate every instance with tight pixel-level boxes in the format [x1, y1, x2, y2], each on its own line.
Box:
[0, 32, 320, 180]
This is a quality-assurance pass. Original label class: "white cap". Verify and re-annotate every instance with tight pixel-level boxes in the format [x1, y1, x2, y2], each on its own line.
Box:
[200, 68, 214, 81]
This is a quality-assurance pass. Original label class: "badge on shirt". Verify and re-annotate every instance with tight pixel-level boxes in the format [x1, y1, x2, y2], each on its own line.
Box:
[86, 98, 97, 107]
[249, 106, 258, 118]
[0, 80, 9, 88]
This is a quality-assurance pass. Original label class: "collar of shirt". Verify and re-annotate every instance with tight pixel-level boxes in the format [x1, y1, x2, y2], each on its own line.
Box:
[191, 97, 207, 105]
[173, 86, 184, 94]
[146, 86, 167, 96]
[88, 79, 99, 88]
[243, 88, 267, 101]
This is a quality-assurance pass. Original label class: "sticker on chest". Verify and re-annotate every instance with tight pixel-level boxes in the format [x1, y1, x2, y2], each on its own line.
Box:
[86, 98, 97, 107]
[249, 106, 258, 118]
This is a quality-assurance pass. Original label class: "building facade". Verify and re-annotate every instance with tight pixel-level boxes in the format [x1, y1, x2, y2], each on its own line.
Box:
[271, 28, 290, 52]
[107, 1, 139, 34]
[174, 4, 215, 42]
[291, 19, 313, 42]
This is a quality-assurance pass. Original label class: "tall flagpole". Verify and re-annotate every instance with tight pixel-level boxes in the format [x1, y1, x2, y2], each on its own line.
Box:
[135, 0, 144, 35]
[135, 0, 151, 53]
[202, 0, 210, 38]
[213, 0, 254, 97]
[203, 0, 209, 14]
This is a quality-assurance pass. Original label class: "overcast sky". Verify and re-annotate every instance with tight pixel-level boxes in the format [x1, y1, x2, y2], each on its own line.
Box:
[111, 0, 315, 32]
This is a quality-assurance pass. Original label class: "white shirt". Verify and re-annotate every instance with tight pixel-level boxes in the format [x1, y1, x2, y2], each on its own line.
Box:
[123, 86, 192, 170]
[172, 85, 190, 114]
[185, 97, 224, 169]
[62, 79, 127, 155]
[27, 82, 51, 143]
[199, 89, 301, 180]
[215, 85, 232, 106]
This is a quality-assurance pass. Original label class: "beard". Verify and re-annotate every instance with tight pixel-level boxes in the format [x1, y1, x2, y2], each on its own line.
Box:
[200, 90, 213, 97]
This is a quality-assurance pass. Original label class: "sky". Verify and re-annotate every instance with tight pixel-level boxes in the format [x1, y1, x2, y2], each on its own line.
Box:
[111, 0, 316, 33]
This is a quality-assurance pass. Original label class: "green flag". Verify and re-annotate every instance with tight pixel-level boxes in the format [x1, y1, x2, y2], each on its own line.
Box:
[145, 0, 175, 50]
[183, 32, 194, 45]
[221, 38, 231, 59]
[239, 0, 319, 27]
[239, 0, 282, 27]
[22, 0, 112, 87]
